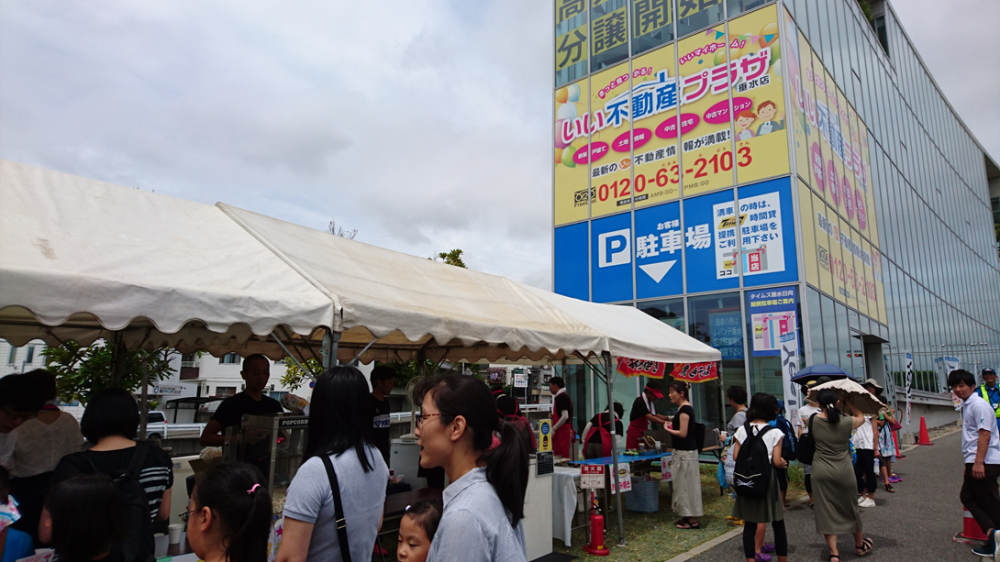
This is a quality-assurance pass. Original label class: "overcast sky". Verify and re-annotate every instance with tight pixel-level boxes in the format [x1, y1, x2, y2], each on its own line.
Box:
[1, 0, 996, 291]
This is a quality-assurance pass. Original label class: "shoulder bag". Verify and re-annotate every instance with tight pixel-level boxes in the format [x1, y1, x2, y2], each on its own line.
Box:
[796, 414, 817, 465]
[320, 453, 353, 562]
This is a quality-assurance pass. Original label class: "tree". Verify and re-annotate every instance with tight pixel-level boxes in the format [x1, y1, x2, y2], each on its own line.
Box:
[280, 358, 323, 392]
[42, 340, 177, 405]
[434, 249, 467, 269]
[327, 219, 357, 240]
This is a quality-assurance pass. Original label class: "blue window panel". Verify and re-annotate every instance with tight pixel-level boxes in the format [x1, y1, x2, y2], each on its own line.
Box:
[554, 222, 590, 300]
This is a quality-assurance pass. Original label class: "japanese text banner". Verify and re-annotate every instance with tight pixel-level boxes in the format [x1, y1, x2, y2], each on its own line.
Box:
[554, 79, 590, 226]
[631, 44, 680, 207]
[617, 356, 668, 379]
[729, 5, 789, 184]
[670, 362, 719, 383]
[590, 62, 633, 217]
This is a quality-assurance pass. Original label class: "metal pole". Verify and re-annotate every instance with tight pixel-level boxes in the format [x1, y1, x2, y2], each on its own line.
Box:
[139, 366, 150, 440]
[605, 352, 626, 546]
[321, 328, 341, 369]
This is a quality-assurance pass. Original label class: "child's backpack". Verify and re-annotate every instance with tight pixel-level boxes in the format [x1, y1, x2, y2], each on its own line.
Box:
[733, 423, 775, 499]
[774, 415, 798, 461]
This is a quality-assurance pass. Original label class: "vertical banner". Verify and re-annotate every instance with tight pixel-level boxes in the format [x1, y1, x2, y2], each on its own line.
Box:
[781, 331, 801, 429]
[631, 43, 681, 208]
[677, 27, 734, 196]
[811, 57, 835, 212]
[783, 9, 812, 186]
[883, 353, 896, 415]
[813, 192, 836, 297]
[800, 34, 822, 195]
[554, 79, 591, 226]
[555, 0, 588, 87]
[590, 62, 633, 218]
[728, 5, 790, 185]
[904, 351, 913, 426]
[798, 179, 819, 287]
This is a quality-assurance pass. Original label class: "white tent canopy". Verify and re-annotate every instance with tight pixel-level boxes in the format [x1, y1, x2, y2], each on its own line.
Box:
[0, 159, 721, 366]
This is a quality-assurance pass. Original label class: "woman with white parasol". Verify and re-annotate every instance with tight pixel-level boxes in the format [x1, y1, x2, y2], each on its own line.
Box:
[806, 380, 881, 561]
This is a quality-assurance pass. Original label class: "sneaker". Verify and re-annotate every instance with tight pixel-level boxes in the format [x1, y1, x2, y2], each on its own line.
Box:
[971, 528, 996, 557]
[761, 543, 775, 553]
[860, 498, 876, 508]
[857, 496, 866, 505]
[889, 475, 903, 483]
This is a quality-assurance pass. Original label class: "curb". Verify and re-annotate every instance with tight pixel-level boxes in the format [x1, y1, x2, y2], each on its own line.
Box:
[663, 496, 812, 562]
[899, 425, 961, 453]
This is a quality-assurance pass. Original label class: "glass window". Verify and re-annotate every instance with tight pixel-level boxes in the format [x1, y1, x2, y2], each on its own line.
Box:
[821, 295, 838, 368]
[591, 0, 630, 71]
[216, 386, 237, 397]
[676, 0, 723, 38]
[807, 287, 825, 364]
[638, 298, 686, 332]
[835, 302, 853, 376]
[25, 346, 35, 364]
[688, 292, 742, 429]
[726, 0, 769, 18]
[555, 0, 589, 88]
[6, 345, 16, 365]
[220, 353, 240, 365]
[632, 0, 675, 55]
[744, 288, 801, 403]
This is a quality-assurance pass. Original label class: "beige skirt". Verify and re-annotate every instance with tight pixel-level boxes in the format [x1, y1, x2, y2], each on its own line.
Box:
[672, 449, 703, 517]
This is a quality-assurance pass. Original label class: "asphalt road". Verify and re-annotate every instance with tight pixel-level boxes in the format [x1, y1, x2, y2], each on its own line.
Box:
[687, 430, 980, 561]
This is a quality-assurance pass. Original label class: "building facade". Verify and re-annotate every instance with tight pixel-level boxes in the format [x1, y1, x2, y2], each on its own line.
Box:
[552, 0, 1000, 431]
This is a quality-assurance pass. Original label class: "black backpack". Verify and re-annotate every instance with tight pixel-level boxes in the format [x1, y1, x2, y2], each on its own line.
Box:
[797, 414, 817, 465]
[774, 415, 798, 461]
[733, 422, 775, 499]
[68, 443, 155, 562]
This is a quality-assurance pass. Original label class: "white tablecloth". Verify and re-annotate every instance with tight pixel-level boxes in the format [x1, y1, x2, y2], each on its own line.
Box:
[552, 466, 580, 547]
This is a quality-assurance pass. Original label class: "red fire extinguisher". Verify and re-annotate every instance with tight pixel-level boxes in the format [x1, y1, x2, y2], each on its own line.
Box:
[583, 492, 610, 556]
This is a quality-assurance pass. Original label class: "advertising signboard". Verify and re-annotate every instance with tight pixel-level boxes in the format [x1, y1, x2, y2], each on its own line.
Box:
[631, 43, 681, 208]
[590, 62, 634, 218]
[554, 79, 591, 227]
[634, 201, 683, 298]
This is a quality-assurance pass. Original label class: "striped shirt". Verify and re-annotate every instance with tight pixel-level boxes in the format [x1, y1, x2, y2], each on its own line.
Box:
[52, 443, 174, 520]
[426, 468, 526, 562]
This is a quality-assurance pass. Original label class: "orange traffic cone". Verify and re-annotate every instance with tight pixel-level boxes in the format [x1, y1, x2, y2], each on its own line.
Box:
[954, 508, 989, 543]
[917, 416, 933, 446]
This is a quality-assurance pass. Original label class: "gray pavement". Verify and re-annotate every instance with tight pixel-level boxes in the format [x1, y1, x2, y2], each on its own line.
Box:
[687, 430, 981, 561]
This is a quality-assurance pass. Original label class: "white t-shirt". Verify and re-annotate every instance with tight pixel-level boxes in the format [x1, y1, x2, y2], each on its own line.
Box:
[11, 412, 84, 477]
[962, 393, 1000, 465]
[0, 432, 15, 469]
[734, 422, 783, 456]
[798, 405, 822, 435]
[852, 416, 875, 450]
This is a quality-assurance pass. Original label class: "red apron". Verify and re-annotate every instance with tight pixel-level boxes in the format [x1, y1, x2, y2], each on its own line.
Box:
[626, 397, 654, 449]
[552, 397, 574, 458]
[584, 424, 612, 458]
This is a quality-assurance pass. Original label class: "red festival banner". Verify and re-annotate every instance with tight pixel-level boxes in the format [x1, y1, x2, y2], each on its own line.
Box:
[616, 357, 668, 379]
[669, 362, 719, 383]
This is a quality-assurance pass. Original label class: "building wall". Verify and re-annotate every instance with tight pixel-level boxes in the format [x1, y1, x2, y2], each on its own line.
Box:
[551, 0, 1000, 430]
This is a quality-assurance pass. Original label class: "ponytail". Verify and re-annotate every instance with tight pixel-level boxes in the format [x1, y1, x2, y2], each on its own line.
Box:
[414, 375, 529, 528]
[816, 389, 841, 424]
[194, 462, 273, 562]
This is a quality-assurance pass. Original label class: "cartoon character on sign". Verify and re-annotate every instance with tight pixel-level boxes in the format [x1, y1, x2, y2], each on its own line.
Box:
[755, 101, 784, 136]
[735, 110, 756, 141]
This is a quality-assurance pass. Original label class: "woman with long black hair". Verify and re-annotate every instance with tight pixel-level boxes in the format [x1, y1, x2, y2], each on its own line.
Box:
[276, 367, 389, 562]
[413, 375, 530, 562]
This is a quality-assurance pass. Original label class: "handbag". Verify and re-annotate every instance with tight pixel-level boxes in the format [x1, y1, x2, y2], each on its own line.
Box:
[796, 414, 817, 465]
[320, 453, 353, 562]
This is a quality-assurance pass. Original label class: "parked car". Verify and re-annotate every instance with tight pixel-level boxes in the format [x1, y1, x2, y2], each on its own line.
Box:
[143, 410, 206, 440]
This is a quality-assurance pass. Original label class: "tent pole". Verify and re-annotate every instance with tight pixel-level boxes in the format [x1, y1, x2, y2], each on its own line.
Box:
[271, 334, 314, 379]
[605, 352, 626, 546]
[139, 366, 150, 440]
[322, 329, 340, 369]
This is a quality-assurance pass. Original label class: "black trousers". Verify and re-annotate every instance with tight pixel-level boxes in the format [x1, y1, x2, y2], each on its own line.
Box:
[961, 463, 1000, 534]
[742, 521, 787, 558]
[854, 449, 876, 494]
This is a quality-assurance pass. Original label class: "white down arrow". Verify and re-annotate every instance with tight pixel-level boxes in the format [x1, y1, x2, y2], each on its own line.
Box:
[639, 260, 676, 283]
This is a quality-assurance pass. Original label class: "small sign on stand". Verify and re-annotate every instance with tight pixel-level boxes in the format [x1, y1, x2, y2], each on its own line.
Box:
[661, 456, 672, 481]
[610, 462, 632, 493]
[538, 419, 552, 453]
[536, 451, 554, 476]
[581, 465, 605, 489]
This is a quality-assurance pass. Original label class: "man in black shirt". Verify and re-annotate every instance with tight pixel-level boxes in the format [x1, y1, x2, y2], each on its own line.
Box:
[200, 354, 284, 445]
[368, 365, 395, 467]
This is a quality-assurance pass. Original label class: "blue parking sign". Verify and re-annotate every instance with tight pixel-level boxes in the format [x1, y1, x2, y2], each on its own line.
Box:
[591, 212, 633, 303]
[634, 202, 683, 299]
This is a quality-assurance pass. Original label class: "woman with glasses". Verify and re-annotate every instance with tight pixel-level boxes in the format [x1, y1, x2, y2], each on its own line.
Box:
[184, 462, 272, 562]
[413, 375, 529, 562]
[276, 366, 389, 562]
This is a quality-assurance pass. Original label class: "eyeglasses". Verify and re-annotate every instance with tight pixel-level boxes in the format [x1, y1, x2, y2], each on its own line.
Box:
[415, 413, 442, 428]
[179, 508, 195, 523]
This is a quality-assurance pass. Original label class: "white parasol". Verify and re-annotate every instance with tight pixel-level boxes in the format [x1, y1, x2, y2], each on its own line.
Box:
[806, 379, 885, 416]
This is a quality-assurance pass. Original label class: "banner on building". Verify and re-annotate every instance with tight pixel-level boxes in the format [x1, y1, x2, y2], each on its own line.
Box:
[904, 352, 913, 426]
[670, 361, 719, 383]
[617, 356, 668, 379]
[780, 331, 801, 429]
[554, 79, 590, 226]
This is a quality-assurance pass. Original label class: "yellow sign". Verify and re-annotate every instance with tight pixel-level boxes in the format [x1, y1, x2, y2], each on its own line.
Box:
[729, 5, 790, 185]
[798, 179, 819, 288]
[556, 22, 588, 73]
[677, 27, 735, 196]
[538, 419, 553, 452]
[783, 8, 812, 188]
[632, 43, 680, 208]
[633, 0, 673, 40]
[590, 62, 633, 218]
[592, 6, 628, 57]
[556, 0, 586, 24]
[554, 79, 590, 227]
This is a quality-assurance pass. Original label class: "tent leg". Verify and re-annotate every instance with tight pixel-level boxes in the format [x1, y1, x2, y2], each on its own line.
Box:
[605, 352, 626, 546]
[322, 329, 340, 369]
[139, 367, 150, 440]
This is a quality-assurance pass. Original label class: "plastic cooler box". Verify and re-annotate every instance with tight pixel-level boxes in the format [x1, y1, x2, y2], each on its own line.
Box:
[625, 477, 660, 513]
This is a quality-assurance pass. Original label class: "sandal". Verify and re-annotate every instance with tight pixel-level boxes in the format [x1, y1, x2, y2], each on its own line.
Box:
[855, 537, 873, 556]
[828, 556, 840, 562]
[809, 501, 815, 509]
[674, 518, 700, 529]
